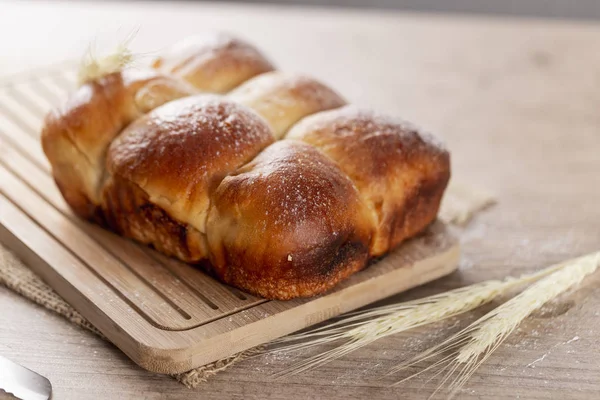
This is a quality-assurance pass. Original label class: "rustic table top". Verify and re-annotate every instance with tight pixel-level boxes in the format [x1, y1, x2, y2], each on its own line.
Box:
[1, 1, 599, 399]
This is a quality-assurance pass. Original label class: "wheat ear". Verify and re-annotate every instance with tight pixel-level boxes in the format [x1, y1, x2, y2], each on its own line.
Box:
[77, 33, 137, 85]
[266, 260, 566, 377]
[389, 251, 600, 399]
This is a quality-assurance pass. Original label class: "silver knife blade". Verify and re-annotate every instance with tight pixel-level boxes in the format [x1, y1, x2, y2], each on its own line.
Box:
[0, 355, 51, 400]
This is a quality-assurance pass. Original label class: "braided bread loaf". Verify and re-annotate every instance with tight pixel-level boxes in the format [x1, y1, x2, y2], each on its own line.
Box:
[41, 33, 450, 300]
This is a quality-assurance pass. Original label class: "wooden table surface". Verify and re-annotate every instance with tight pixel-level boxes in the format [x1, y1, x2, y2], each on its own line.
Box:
[1, 1, 600, 399]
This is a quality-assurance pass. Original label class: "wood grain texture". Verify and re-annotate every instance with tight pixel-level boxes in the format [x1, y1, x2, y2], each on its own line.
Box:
[1, 1, 600, 399]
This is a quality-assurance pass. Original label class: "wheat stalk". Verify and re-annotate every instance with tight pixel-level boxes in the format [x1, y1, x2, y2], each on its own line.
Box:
[389, 250, 600, 399]
[266, 259, 567, 377]
[77, 33, 138, 85]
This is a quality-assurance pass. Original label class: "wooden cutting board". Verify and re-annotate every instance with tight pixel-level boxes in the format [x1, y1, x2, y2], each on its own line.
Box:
[0, 66, 460, 374]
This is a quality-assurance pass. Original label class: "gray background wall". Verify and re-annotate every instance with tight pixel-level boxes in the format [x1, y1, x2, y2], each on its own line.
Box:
[216, 0, 600, 20]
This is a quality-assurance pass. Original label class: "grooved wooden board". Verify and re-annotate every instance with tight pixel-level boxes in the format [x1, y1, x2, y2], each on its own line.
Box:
[0, 67, 459, 374]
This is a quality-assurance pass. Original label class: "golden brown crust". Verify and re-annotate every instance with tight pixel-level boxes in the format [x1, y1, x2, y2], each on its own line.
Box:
[206, 140, 373, 299]
[287, 106, 450, 256]
[152, 33, 275, 93]
[228, 72, 346, 138]
[41, 69, 196, 220]
[105, 95, 275, 259]
[41, 35, 452, 301]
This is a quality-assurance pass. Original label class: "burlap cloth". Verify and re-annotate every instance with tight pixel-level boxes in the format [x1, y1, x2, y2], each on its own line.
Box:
[0, 181, 493, 388]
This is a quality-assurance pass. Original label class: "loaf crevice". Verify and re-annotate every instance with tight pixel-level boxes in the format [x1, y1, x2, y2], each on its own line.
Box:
[101, 176, 209, 262]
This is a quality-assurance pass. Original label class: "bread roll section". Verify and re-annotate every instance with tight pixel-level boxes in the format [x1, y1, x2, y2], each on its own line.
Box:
[207, 140, 373, 299]
[287, 106, 450, 256]
[152, 33, 275, 93]
[229, 72, 346, 138]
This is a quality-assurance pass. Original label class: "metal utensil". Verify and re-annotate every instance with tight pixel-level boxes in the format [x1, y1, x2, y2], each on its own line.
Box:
[0, 355, 51, 400]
